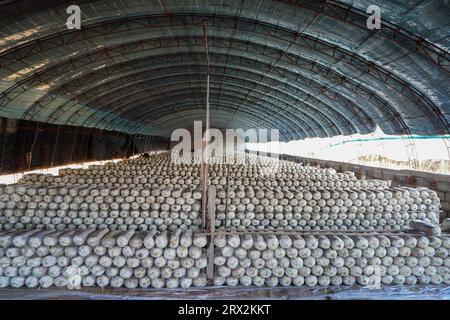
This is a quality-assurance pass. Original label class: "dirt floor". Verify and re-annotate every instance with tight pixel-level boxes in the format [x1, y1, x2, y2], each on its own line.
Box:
[0, 285, 449, 300]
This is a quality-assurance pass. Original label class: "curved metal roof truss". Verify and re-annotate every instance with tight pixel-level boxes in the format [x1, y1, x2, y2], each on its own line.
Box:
[0, 0, 449, 141]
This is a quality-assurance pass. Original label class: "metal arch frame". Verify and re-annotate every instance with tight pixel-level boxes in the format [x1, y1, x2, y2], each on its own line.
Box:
[7, 18, 446, 134]
[80, 82, 340, 138]
[1, 10, 446, 120]
[72, 73, 356, 136]
[121, 88, 336, 136]
[86, 86, 322, 140]
[24, 52, 374, 138]
[121, 95, 305, 141]
[15, 37, 406, 136]
[146, 108, 266, 134]
[1, 1, 447, 70]
[136, 108, 289, 141]
[10, 29, 374, 120]
[114, 96, 307, 141]
[0, 5, 446, 136]
[3, 16, 446, 124]
[277, 0, 450, 71]
[72, 94, 284, 137]
[141, 109, 272, 133]
[46, 59, 366, 132]
[87, 84, 336, 138]
[1, 62, 426, 139]
[33, 48, 404, 139]
[44, 56, 373, 135]
[82, 75, 352, 137]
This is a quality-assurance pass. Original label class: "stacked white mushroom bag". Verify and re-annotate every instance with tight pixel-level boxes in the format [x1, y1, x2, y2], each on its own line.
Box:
[0, 152, 447, 289]
[0, 228, 207, 289]
[212, 233, 450, 286]
[0, 152, 440, 232]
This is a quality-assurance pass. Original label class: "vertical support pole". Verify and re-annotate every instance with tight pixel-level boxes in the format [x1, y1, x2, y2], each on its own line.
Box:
[201, 19, 216, 283]
[50, 125, 61, 168]
[201, 74, 210, 229]
[206, 185, 216, 280]
[206, 236, 215, 281]
[207, 185, 216, 232]
[225, 163, 231, 228]
[201, 19, 210, 229]
[70, 126, 78, 164]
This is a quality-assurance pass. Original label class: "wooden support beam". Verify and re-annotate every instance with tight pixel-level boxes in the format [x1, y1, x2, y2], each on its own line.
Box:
[206, 185, 216, 280]
[200, 19, 210, 229]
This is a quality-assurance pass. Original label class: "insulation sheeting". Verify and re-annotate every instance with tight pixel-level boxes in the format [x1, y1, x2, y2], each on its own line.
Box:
[0, 0, 448, 141]
[0, 117, 169, 174]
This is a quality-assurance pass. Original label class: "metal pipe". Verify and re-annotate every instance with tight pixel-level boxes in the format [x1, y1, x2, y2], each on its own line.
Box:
[201, 19, 211, 229]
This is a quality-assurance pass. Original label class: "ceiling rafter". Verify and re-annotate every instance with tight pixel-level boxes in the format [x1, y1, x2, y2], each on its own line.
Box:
[0, 0, 448, 140]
